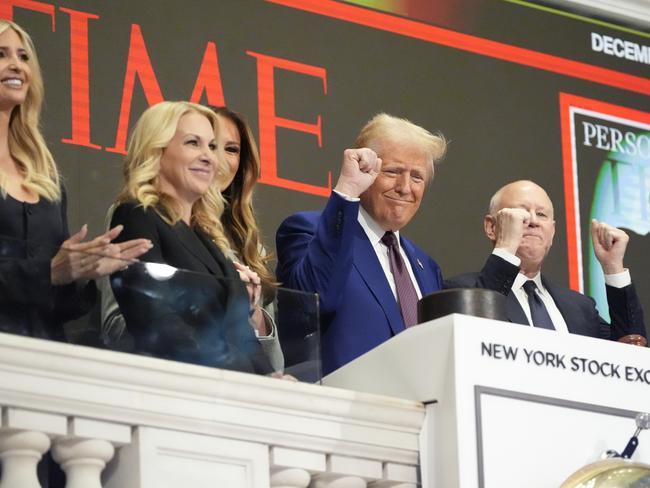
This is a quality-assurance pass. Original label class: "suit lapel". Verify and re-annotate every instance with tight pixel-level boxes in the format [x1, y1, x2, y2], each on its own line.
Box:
[541, 276, 584, 334]
[193, 229, 250, 322]
[400, 236, 434, 295]
[353, 224, 404, 335]
[195, 229, 237, 277]
[171, 224, 222, 276]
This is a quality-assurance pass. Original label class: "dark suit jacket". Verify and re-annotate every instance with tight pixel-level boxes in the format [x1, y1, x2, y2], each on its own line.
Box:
[110, 201, 272, 374]
[446, 253, 646, 340]
[276, 192, 443, 375]
[0, 186, 94, 341]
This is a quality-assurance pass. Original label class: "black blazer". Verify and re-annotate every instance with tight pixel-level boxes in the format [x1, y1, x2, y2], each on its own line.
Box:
[446, 254, 646, 341]
[0, 187, 94, 341]
[110, 201, 272, 374]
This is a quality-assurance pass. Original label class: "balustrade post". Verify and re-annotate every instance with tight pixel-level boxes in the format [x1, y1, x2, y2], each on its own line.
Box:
[310, 474, 367, 488]
[368, 482, 417, 488]
[51, 437, 115, 488]
[52, 417, 131, 488]
[0, 407, 67, 488]
[270, 467, 311, 487]
[0, 429, 50, 488]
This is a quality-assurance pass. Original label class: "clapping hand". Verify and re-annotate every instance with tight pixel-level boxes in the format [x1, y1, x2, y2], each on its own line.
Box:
[234, 262, 272, 336]
[51, 224, 152, 285]
[234, 261, 262, 308]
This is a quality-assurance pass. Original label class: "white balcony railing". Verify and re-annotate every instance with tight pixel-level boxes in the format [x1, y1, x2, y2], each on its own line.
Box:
[0, 332, 423, 488]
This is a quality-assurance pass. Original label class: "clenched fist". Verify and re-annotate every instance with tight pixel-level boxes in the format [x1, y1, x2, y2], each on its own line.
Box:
[334, 148, 382, 198]
[591, 219, 628, 274]
[486, 207, 530, 254]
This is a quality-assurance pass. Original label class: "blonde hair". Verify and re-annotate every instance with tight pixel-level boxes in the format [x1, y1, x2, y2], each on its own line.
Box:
[0, 20, 60, 200]
[213, 107, 278, 303]
[116, 101, 231, 252]
[354, 113, 447, 181]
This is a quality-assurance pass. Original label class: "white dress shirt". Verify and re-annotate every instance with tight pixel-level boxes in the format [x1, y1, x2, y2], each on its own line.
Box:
[493, 248, 631, 332]
[511, 271, 569, 333]
[332, 190, 423, 300]
[358, 207, 423, 300]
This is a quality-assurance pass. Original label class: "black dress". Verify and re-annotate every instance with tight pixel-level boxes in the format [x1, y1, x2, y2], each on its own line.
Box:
[109, 201, 272, 374]
[0, 188, 94, 340]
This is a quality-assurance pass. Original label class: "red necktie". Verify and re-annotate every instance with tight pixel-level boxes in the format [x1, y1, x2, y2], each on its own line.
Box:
[381, 231, 419, 327]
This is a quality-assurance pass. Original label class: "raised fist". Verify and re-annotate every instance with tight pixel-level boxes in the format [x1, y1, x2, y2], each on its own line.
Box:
[486, 207, 530, 254]
[334, 148, 382, 198]
[591, 219, 628, 274]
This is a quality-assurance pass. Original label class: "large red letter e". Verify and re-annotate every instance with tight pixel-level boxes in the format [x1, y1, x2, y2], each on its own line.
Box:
[247, 51, 330, 197]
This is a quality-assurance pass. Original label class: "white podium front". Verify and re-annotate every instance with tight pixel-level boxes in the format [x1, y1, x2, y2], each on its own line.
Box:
[323, 313, 650, 488]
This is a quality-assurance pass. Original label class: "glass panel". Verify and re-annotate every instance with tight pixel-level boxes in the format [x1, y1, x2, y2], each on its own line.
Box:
[0, 234, 321, 382]
[275, 285, 321, 382]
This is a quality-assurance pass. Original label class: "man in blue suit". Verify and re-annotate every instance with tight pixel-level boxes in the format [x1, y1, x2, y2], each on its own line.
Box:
[446, 180, 646, 341]
[276, 114, 447, 375]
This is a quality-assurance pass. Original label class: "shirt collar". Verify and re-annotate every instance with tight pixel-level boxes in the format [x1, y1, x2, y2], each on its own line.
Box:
[358, 206, 401, 248]
[513, 271, 545, 293]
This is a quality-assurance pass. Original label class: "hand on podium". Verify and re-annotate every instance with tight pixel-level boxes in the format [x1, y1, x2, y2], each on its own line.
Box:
[617, 334, 647, 347]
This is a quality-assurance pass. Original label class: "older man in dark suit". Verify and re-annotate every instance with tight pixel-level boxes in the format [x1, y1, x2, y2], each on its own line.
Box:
[447, 180, 646, 340]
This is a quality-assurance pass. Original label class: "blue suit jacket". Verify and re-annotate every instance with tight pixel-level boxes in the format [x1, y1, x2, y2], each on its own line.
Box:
[446, 254, 646, 340]
[276, 192, 443, 374]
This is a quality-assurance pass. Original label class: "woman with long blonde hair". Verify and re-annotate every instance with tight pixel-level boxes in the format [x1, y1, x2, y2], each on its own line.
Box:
[0, 20, 149, 341]
[108, 101, 273, 373]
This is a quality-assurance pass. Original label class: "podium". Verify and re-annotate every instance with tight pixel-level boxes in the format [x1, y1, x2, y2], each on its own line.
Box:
[323, 314, 650, 487]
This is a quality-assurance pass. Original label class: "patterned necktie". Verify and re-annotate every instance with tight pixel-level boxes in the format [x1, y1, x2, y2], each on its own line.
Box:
[381, 231, 419, 327]
[522, 280, 555, 330]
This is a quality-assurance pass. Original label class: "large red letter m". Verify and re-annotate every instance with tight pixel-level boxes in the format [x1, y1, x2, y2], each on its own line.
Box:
[106, 24, 163, 155]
